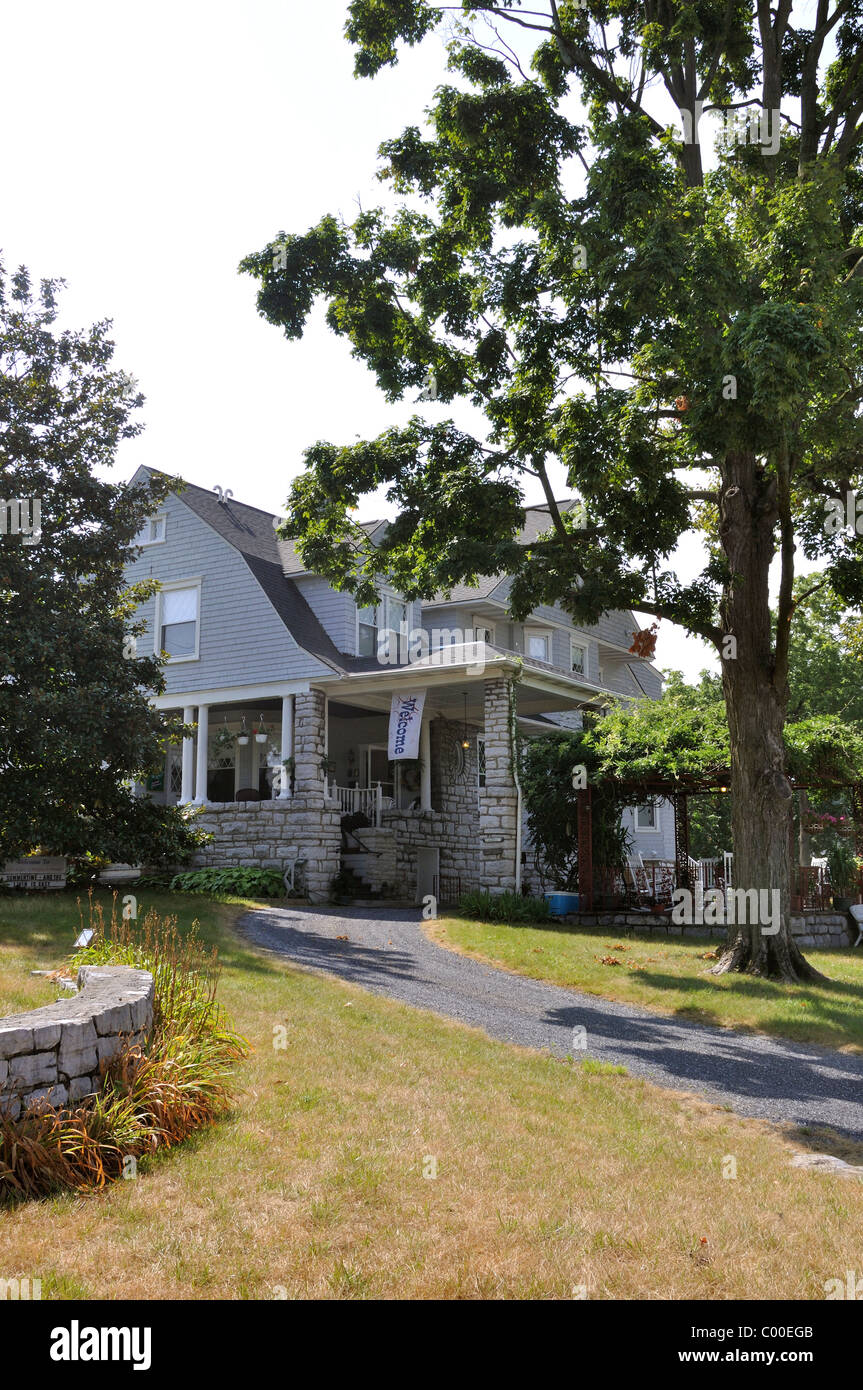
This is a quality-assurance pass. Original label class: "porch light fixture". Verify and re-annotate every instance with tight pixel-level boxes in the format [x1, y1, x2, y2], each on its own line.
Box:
[461, 693, 470, 750]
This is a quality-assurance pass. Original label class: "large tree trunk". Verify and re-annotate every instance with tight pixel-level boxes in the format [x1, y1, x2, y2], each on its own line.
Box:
[711, 453, 824, 982]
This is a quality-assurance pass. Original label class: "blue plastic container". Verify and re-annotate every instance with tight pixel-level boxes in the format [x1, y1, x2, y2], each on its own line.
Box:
[544, 891, 580, 917]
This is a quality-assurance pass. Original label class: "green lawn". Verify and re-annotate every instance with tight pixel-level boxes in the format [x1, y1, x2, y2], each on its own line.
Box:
[2, 888, 863, 1299]
[428, 914, 863, 1052]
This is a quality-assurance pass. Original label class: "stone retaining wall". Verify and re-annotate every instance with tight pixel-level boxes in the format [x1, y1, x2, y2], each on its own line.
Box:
[0, 965, 154, 1119]
[569, 910, 853, 947]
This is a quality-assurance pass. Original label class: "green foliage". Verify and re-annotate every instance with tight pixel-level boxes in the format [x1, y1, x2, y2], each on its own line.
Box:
[0, 265, 201, 868]
[785, 582, 863, 723]
[458, 889, 551, 925]
[521, 664, 863, 871]
[131, 873, 174, 892]
[241, 6, 863, 635]
[169, 867, 285, 899]
[520, 731, 632, 889]
[826, 838, 860, 897]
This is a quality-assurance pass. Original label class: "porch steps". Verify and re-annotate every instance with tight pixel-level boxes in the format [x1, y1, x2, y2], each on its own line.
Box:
[341, 851, 381, 884]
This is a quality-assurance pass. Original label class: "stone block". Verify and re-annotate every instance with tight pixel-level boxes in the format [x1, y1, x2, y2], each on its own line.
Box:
[26, 1083, 69, 1110]
[9, 1051, 58, 1087]
[68, 1074, 95, 1102]
[97, 1035, 124, 1065]
[57, 1020, 99, 1078]
[92, 1000, 133, 1036]
[0, 1024, 34, 1059]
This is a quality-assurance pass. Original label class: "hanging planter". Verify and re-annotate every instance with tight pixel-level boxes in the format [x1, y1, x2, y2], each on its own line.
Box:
[254, 714, 269, 745]
[214, 721, 235, 753]
[236, 718, 250, 747]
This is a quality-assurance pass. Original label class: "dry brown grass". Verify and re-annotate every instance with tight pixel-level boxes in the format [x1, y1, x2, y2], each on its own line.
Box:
[1, 892, 862, 1299]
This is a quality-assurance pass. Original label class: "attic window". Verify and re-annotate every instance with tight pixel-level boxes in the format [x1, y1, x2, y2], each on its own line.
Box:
[135, 514, 166, 547]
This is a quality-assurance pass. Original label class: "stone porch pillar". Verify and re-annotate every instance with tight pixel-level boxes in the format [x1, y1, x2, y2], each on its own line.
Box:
[478, 677, 518, 895]
[293, 690, 327, 798]
[290, 689, 341, 903]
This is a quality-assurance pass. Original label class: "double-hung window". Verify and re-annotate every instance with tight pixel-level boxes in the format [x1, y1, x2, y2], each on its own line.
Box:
[357, 603, 379, 657]
[159, 582, 200, 661]
[635, 802, 657, 830]
[358, 594, 409, 660]
[571, 641, 586, 676]
[525, 628, 551, 663]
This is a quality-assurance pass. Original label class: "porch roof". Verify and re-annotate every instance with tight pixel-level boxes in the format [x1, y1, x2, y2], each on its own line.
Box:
[314, 644, 607, 720]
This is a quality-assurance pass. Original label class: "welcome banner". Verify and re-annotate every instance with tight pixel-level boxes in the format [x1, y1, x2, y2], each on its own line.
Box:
[388, 691, 426, 760]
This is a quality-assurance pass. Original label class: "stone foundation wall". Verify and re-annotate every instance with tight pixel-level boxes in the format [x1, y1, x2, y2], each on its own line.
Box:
[376, 714, 485, 901]
[0, 965, 154, 1119]
[192, 799, 341, 903]
[190, 689, 342, 903]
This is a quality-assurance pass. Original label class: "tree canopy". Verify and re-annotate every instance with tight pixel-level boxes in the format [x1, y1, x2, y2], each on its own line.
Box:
[240, 1, 863, 978]
[0, 265, 204, 868]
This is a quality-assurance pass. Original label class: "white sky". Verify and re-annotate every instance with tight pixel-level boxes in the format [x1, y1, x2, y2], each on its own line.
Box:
[2, 0, 773, 683]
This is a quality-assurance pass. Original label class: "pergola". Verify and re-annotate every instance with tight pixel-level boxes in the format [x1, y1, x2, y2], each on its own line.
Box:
[575, 774, 863, 911]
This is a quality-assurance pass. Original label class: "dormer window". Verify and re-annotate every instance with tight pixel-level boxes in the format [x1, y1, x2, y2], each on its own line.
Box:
[357, 602, 379, 657]
[135, 514, 166, 547]
[357, 594, 408, 660]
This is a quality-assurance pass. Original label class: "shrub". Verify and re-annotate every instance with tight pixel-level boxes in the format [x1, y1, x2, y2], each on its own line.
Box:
[0, 895, 248, 1203]
[169, 866, 285, 898]
[131, 872, 174, 891]
[458, 890, 552, 925]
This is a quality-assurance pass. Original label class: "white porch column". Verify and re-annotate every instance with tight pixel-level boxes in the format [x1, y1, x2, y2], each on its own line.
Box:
[180, 705, 195, 804]
[193, 704, 209, 804]
[420, 714, 432, 811]
[279, 693, 294, 799]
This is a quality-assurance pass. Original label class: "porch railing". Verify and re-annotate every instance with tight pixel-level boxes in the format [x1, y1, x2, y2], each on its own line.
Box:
[333, 782, 383, 827]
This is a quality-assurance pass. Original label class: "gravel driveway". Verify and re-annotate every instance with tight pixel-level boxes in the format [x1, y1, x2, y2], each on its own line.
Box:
[237, 903, 863, 1140]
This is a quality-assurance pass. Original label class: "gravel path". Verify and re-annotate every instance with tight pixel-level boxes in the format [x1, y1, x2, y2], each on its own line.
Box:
[238, 903, 863, 1140]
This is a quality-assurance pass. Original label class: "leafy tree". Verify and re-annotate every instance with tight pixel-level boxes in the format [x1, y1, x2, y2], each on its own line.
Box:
[241, 2, 863, 979]
[784, 580, 863, 723]
[0, 265, 205, 868]
[523, 687, 863, 898]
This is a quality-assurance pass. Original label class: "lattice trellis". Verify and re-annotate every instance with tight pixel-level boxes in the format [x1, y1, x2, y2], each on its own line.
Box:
[209, 738, 236, 772]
